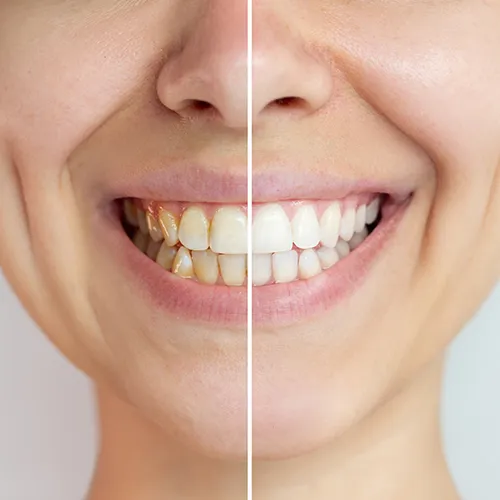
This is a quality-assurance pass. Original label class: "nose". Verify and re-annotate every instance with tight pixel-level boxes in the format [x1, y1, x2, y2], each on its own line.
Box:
[157, 2, 248, 129]
[252, 16, 333, 125]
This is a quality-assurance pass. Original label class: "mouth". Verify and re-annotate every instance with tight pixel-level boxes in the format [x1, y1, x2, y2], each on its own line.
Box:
[94, 166, 413, 326]
[122, 195, 385, 287]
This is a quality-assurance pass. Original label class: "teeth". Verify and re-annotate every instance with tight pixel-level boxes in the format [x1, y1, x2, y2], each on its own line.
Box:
[354, 205, 367, 233]
[129, 196, 382, 285]
[124, 200, 139, 227]
[219, 254, 246, 286]
[210, 207, 247, 254]
[178, 207, 210, 251]
[366, 197, 381, 225]
[272, 250, 298, 283]
[253, 204, 293, 254]
[146, 239, 162, 260]
[336, 239, 351, 259]
[172, 246, 194, 278]
[156, 242, 178, 270]
[349, 227, 368, 251]
[298, 249, 322, 280]
[137, 210, 149, 235]
[159, 210, 180, 247]
[339, 207, 356, 242]
[192, 250, 219, 285]
[316, 246, 340, 270]
[319, 202, 341, 248]
[252, 254, 272, 286]
[133, 230, 149, 253]
[291, 205, 320, 249]
[147, 212, 164, 242]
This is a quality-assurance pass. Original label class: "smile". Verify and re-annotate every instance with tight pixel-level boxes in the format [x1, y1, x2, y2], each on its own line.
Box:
[122, 195, 383, 287]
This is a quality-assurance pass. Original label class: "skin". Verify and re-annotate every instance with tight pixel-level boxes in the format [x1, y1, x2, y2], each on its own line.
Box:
[1, 1, 499, 500]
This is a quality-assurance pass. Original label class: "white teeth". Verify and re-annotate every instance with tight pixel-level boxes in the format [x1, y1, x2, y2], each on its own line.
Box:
[354, 205, 367, 233]
[291, 205, 320, 249]
[298, 249, 322, 280]
[178, 207, 210, 251]
[210, 207, 247, 254]
[133, 230, 149, 253]
[192, 250, 219, 285]
[366, 197, 381, 225]
[339, 207, 356, 241]
[316, 246, 340, 270]
[252, 254, 272, 286]
[349, 227, 369, 251]
[156, 242, 178, 270]
[172, 246, 194, 278]
[159, 210, 179, 247]
[137, 210, 149, 235]
[147, 212, 164, 242]
[336, 239, 351, 259]
[320, 202, 341, 248]
[124, 200, 139, 227]
[218, 254, 246, 286]
[146, 239, 162, 260]
[253, 204, 293, 254]
[272, 250, 298, 283]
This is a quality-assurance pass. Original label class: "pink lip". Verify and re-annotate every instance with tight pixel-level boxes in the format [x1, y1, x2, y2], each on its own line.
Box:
[98, 164, 413, 204]
[97, 184, 410, 326]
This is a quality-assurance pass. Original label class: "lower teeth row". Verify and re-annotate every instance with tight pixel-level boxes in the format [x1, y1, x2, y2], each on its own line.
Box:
[131, 226, 370, 287]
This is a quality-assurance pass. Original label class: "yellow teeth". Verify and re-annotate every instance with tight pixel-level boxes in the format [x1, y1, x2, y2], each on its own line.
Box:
[125, 195, 383, 286]
[172, 246, 194, 278]
[159, 210, 179, 247]
[178, 207, 210, 251]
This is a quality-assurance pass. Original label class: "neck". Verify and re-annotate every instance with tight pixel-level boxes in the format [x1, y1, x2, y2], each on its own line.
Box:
[87, 385, 246, 500]
[254, 357, 459, 500]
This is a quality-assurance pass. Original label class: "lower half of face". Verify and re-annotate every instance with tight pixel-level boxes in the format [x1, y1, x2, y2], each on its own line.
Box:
[1, 0, 500, 462]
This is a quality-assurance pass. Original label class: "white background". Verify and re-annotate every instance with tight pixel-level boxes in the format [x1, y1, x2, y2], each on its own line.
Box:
[0, 272, 499, 500]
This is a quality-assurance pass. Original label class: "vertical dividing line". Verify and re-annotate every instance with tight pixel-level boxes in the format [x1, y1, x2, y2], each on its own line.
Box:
[246, 0, 253, 497]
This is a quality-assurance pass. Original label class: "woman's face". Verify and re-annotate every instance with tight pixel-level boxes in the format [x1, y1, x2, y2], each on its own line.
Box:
[1, 0, 499, 460]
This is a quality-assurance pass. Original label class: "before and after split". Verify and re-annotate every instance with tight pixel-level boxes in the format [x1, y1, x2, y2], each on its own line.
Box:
[1, 1, 500, 499]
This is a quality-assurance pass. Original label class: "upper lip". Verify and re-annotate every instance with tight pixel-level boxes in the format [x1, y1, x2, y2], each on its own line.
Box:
[101, 164, 415, 204]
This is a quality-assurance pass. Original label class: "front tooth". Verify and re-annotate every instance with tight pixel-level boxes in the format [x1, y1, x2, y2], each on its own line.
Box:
[336, 240, 350, 259]
[147, 213, 164, 242]
[272, 250, 298, 283]
[133, 230, 149, 253]
[366, 197, 381, 225]
[354, 205, 367, 233]
[316, 246, 340, 270]
[156, 242, 177, 270]
[339, 207, 356, 241]
[210, 207, 247, 254]
[219, 254, 246, 286]
[172, 247, 194, 278]
[159, 210, 179, 247]
[291, 205, 320, 249]
[320, 202, 341, 248]
[349, 227, 368, 250]
[178, 207, 210, 251]
[298, 249, 322, 279]
[253, 204, 293, 254]
[124, 200, 139, 227]
[252, 254, 272, 286]
[137, 210, 149, 235]
[192, 250, 219, 285]
[146, 239, 162, 260]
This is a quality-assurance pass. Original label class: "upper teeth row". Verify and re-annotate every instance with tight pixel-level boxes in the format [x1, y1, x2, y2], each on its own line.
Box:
[124, 198, 381, 255]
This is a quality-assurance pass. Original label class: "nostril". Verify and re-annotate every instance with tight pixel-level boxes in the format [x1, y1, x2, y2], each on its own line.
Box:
[191, 100, 214, 111]
[266, 96, 311, 114]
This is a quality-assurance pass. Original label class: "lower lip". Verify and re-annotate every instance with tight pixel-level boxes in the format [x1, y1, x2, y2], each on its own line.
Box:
[98, 200, 409, 327]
